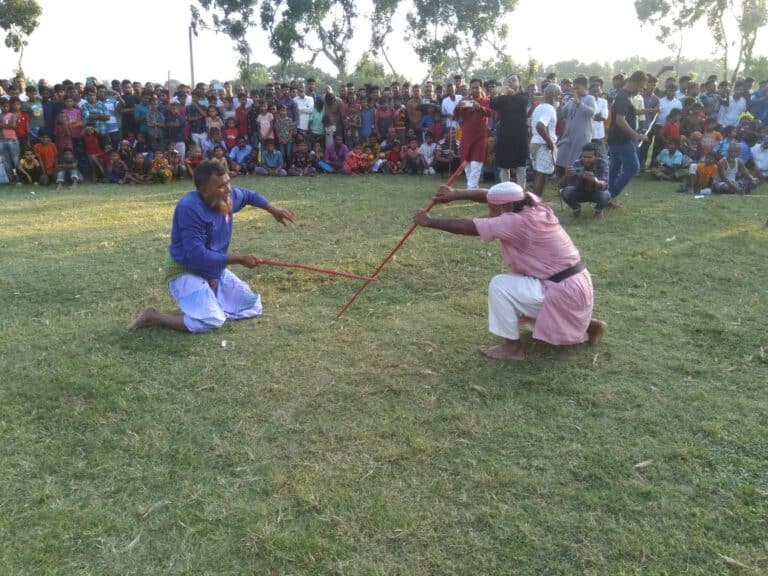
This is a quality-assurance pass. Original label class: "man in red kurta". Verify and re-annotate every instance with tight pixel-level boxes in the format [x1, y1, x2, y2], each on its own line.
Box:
[454, 82, 492, 188]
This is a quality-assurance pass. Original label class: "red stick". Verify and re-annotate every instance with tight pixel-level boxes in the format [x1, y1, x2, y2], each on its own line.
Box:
[255, 259, 376, 282]
[335, 162, 467, 319]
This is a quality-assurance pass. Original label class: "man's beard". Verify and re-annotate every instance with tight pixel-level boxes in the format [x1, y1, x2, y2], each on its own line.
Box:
[210, 195, 233, 214]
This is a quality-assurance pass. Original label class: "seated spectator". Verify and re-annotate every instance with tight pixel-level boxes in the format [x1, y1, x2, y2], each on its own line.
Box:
[681, 152, 719, 194]
[343, 143, 372, 175]
[55, 147, 82, 189]
[33, 132, 57, 182]
[104, 150, 128, 184]
[288, 139, 315, 176]
[184, 146, 204, 179]
[201, 127, 226, 159]
[150, 150, 173, 183]
[211, 145, 234, 175]
[434, 128, 460, 175]
[653, 140, 690, 182]
[311, 141, 333, 173]
[324, 133, 349, 173]
[167, 149, 185, 180]
[750, 137, 768, 181]
[223, 117, 239, 150]
[81, 126, 105, 182]
[228, 137, 253, 174]
[559, 143, 610, 219]
[403, 137, 425, 175]
[125, 152, 151, 184]
[17, 148, 47, 184]
[383, 140, 403, 174]
[420, 131, 437, 175]
[254, 139, 286, 176]
[714, 142, 757, 193]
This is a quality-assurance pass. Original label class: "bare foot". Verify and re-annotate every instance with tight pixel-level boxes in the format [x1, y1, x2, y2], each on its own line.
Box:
[480, 343, 525, 361]
[128, 306, 159, 330]
[587, 319, 607, 346]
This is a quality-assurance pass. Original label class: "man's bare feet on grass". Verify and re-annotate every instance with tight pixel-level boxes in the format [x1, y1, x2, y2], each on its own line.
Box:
[480, 342, 526, 361]
[127, 306, 159, 330]
[587, 319, 607, 346]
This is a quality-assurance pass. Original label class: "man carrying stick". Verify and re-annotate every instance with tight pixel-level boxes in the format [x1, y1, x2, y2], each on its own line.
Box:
[413, 182, 606, 360]
[129, 160, 295, 333]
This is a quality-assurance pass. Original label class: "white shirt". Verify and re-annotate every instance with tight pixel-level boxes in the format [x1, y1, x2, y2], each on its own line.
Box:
[420, 141, 437, 165]
[657, 96, 683, 126]
[530, 103, 557, 145]
[591, 96, 608, 139]
[717, 96, 747, 128]
[751, 143, 768, 173]
[441, 95, 463, 128]
[293, 95, 315, 131]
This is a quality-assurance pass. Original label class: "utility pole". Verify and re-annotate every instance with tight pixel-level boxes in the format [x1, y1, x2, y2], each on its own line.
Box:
[189, 25, 196, 87]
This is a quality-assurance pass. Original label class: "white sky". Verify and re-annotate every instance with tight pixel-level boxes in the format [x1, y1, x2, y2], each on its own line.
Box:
[2, 0, 767, 85]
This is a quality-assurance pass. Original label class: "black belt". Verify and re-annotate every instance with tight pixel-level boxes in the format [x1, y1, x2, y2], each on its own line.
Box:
[549, 261, 585, 283]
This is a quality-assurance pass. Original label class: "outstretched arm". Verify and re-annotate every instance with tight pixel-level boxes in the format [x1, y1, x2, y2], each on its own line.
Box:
[413, 210, 478, 236]
[434, 185, 489, 204]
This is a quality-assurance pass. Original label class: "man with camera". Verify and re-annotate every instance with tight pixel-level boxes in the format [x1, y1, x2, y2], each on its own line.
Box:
[559, 142, 610, 219]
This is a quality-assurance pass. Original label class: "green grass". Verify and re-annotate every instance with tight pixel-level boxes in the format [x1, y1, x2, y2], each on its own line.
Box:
[1, 174, 767, 575]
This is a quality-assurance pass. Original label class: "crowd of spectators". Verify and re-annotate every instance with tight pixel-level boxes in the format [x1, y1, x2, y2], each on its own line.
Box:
[0, 70, 766, 202]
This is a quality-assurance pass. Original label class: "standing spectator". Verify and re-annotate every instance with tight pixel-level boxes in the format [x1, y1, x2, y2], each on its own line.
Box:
[441, 83, 463, 131]
[293, 84, 315, 136]
[717, 81, 747, 128]
[274, 105, 296, 164]
[607, 70, 648, 206]
[97, 85, 123, 149]
[590, 81, 609, 159]
[556, 76, 597, 174]
[187, 92, 208, 151]
[491, 73, 529, 186]
[0, 98, 21, 177]
[651, 83, 682, 163]
[529, 84, 561, 197]
[454, 82, 491, 189]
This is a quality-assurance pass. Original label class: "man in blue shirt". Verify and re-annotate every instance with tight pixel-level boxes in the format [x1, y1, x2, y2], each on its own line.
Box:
[129, 160, 296, 332]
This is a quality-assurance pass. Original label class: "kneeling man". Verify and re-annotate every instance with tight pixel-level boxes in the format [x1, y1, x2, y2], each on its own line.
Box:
[413, 182, 605, 360]
[130, 160, 295, 332]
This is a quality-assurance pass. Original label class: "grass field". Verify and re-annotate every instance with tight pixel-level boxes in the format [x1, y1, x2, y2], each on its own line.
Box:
[1, 173, 767, 575]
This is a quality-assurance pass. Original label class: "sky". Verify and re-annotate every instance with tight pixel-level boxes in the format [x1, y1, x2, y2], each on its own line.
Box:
[2, 0, 767, 85]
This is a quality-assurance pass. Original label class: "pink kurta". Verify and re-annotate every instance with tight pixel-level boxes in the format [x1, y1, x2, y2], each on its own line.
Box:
[473, 200, 594, 345]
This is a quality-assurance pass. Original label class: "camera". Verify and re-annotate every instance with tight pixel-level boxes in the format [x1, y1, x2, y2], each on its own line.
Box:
[573, 166, 584, 178]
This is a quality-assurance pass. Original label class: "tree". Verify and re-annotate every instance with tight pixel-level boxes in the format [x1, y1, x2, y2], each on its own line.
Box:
[191, 0, 257, 71]
[634, 0, 702, 74]
[0, 0, 42, 74]
[634, 0, 767, 82]
[370, 0, 401, 77]
[238, 62, 270, 88]
[404, 0, 517, 80]
[268, 61, 335, 86]
[260, 0, 357, 78]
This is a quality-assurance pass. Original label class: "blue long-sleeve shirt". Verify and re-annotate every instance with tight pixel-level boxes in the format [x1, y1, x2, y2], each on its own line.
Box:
[168, 187, 269, 280]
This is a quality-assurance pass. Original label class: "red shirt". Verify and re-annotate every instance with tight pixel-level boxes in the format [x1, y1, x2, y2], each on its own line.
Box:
[83, 133, 103, 155]
[660, 120, 681, 142]
[15, 111, 29, 138]
[386, 150, 401, 163]
[236, 106, 249, 138]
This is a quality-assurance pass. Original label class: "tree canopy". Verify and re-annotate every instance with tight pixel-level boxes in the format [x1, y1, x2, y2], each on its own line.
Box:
[0, 0, 42, 74]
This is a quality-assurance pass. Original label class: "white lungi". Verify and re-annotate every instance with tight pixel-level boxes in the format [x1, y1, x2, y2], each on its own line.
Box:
[466, 160, 483, 188]
[168, 269, 262, 333]
[488, 274, 544, 340]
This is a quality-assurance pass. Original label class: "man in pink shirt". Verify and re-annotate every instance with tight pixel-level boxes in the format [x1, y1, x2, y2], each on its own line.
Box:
[413, 182, 606, 360]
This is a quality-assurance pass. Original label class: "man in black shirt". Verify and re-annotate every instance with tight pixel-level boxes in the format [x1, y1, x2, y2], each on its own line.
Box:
[607, 71, 648, 206]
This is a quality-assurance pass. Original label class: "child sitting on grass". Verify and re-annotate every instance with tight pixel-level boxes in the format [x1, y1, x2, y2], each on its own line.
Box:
[287, 139, 315, 176]
[104, 150, 128, 184]
[184, 146, 204, 180]
[33, 132, 57, 184]
[55, 148, 82, 189]
[17, 149, 47, 185]
[403, 137, 424, 175]
[653, 140, 690, 182]
[151, 150, 173, 183]
[125, 153, 151, 184]
[383, 140, 403, 174]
